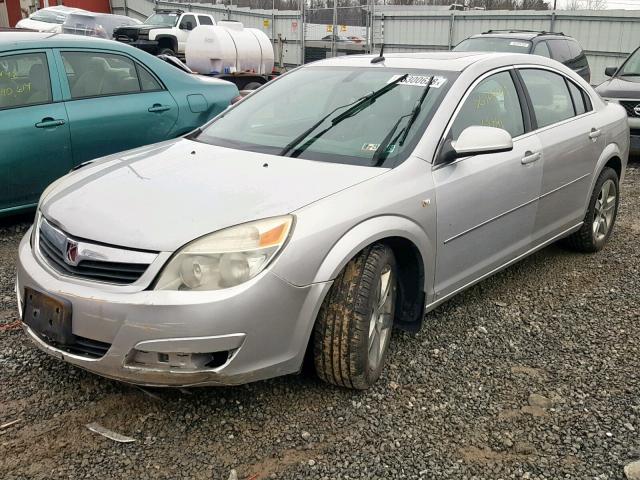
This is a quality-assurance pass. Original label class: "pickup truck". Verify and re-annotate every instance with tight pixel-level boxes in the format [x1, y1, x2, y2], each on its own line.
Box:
[113, 9, 215, 57]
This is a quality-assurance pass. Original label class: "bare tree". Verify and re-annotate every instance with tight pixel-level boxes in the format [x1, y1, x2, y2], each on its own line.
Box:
[565, 0, 607, 9]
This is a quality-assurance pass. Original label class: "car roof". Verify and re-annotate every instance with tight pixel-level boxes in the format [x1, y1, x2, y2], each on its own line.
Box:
[307, 51, 510, 72]
[0, 32, 138, 52]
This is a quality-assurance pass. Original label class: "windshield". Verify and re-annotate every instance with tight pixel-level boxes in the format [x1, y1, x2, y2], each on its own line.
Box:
[454, 37, 532, 53]
[144, 13, 179, 26]
[195, 66, 455, 167]
[619, 48, 640, 77]
[31, 9, 68, 24]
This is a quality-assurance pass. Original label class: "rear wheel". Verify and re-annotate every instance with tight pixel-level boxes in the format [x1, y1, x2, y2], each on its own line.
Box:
[563, 167, 619, 252]
[313, 244, 397, 389]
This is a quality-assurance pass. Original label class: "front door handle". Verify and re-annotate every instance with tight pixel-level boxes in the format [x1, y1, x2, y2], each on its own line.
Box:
[35, 118, 65, 128]
[148, 104, 171, 113]
[521, 151, 541, 165]
[589, 128, 602, 140]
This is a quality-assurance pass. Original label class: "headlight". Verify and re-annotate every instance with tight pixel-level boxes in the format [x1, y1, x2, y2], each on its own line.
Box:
[155, 216, 293, 291]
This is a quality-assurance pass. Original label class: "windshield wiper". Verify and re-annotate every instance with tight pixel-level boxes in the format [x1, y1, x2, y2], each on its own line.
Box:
[370, 76, 435, 167]
[280, 73, 408, 158]
[620, 73, 640, 77]
[279, 95, 368, 157]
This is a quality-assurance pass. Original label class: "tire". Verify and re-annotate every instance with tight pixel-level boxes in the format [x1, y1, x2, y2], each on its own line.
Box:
[158, 47, 176, 57]
[313, 244, 397, 389]
[243, 82, 263, 90]
[562, 166, 619, 253]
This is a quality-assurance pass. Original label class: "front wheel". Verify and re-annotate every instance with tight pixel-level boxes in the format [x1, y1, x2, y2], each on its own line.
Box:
[158, 47, 176, 57]
[313, 244, 397, 389]
[563, 166, 620, 253]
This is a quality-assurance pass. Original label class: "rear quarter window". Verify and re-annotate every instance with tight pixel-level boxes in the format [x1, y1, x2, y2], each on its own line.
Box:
[567, 39, 589, 70]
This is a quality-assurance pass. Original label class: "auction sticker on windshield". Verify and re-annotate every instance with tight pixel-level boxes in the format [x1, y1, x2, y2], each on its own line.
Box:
[387, 75, 447, 88]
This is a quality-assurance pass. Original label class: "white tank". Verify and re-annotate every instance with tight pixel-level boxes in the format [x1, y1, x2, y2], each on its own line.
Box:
[185, 22, 274, 76]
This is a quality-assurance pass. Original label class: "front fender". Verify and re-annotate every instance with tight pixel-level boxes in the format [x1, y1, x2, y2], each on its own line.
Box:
[149, 30, 175, 44]
[310, 216, 434, 296]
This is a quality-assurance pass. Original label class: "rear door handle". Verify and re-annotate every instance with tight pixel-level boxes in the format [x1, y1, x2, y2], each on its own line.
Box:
[148, 104, 171, 113]
[35, 118, 65, 128]
[521, 151, 541, 165]
[589, 128, 602, 140]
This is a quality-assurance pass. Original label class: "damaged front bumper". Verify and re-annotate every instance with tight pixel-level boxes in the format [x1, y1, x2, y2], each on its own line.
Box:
[16, 229, 331, 387]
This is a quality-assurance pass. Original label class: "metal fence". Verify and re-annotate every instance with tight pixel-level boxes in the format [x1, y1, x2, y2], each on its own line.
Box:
[109, 0, 640, 83]
[375, 8, 640, 83]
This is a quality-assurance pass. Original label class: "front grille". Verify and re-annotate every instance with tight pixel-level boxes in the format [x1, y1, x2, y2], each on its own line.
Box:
[631, 128, 640, 137]
[619, 100, 640, 118]
[38, 220, 153, 285]
[64, 336, 111, 358]
[40, 334, 111, 359]
[114, 27, 139, 41]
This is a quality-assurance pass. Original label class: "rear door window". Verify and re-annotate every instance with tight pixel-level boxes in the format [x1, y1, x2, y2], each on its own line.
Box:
[0, 52, 52, 110]
[532, 41, 551, 58]
[198, 15, 213, 25]
[520, 69, 575, 128]
[547, 39, 572, 64]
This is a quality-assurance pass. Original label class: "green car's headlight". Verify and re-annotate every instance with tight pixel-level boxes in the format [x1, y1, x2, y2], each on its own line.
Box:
[155, 216, 293, 291]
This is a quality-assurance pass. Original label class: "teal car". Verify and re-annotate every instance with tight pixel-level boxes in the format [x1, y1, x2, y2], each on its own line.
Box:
[0, 32, 238, 216]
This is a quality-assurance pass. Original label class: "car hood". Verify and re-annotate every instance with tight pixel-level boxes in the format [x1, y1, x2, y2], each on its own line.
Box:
[41, 139, 385, 252]
[596, 77, 640, 98]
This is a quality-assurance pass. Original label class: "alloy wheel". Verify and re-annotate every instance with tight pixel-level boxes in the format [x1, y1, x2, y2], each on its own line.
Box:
[368, 265, 394, 371]
[592, 179, 616, 243]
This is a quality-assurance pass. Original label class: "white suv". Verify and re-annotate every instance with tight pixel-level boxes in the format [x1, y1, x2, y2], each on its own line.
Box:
[113, 10, 216, 57]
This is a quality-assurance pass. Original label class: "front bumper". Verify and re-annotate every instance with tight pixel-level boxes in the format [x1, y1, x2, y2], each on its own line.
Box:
[115, 38, 159, 54]
[16, 230, 331, 386]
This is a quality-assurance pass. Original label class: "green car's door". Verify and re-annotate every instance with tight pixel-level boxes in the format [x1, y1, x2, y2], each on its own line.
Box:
[0, 50, 72, 214]
[55, 49, 179, 164]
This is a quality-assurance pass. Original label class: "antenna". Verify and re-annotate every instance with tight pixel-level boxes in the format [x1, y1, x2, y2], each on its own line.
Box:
[371, 44, 385, 64]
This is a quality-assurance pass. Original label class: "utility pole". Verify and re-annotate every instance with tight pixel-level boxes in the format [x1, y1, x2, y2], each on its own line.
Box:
[332, 0, 338, 57]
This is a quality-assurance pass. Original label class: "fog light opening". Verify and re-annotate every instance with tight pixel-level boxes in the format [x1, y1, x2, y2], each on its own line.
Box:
[205, 350, 229, 369]
[127, 349, 232, 371]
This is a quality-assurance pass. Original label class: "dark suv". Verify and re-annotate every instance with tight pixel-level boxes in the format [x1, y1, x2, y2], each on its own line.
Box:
[454, 30, 591, 83]
[596, 46, 640, 155]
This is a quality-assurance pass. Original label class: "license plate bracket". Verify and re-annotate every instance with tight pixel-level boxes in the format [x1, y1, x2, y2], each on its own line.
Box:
[22, 287, 74, 346]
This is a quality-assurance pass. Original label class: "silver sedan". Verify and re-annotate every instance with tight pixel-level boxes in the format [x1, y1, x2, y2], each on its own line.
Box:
[16, 52, 629, 389]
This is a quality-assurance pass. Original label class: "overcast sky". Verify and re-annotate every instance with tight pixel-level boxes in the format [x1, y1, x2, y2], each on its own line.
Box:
[554, 0, 640, 8]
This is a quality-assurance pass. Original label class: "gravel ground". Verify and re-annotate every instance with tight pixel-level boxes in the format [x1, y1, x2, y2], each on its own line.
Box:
[1, 161, 639, 480]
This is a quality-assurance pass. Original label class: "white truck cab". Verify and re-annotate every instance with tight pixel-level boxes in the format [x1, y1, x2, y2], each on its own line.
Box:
[113, 10, 216, 57]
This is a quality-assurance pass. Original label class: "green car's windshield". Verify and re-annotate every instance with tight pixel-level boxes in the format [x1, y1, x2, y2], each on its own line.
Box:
[619, 48, 640, 77]
[144, 13, 179, 27]
[454, 37, 532, 53]
[195, 66, 456, 167]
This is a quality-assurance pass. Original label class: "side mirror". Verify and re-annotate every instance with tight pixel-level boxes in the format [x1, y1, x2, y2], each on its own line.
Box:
[449, 126, 513, 159]
[604, 66, 617, 77]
